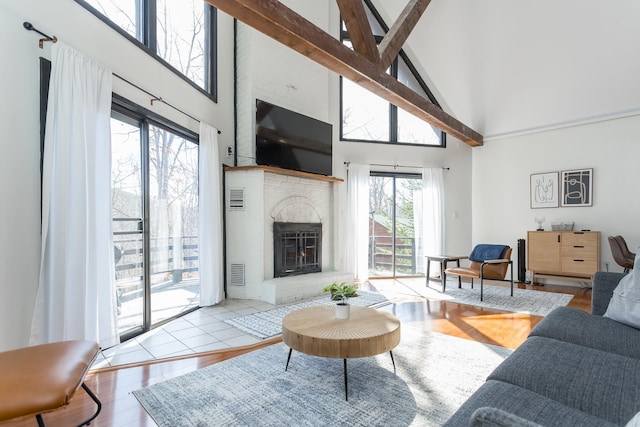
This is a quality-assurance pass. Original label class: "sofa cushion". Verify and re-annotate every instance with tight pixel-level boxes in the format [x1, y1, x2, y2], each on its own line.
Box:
[444, 380, 616, 427]
[592, 271, 626, 315]
[488, 336, 640, 425]
[530, 306, 640, 359]
[470, 407, 544, 427]
[605, 251, 640, 328]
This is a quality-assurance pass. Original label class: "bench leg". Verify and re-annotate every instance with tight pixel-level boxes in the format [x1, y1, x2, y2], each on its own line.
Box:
[78, 382, 102, 426]
[34, 382, 101, 427]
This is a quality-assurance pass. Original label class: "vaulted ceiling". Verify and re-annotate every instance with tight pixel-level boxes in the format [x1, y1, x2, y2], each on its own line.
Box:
[207, 0, 640, 144]
[372, 0, 640, 140]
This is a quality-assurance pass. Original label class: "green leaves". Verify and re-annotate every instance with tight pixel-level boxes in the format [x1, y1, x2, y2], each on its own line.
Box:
[322, 282, 359, 302]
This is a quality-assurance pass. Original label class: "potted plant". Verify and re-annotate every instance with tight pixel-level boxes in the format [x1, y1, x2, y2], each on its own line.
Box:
[323, 282, 359, 319]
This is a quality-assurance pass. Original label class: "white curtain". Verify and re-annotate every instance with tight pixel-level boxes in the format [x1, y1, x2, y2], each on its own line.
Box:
[198, 123, 224, 305]
[422, 168, 445, 261]
[345, 163, 370, 283]
[31, 43, 119, 348]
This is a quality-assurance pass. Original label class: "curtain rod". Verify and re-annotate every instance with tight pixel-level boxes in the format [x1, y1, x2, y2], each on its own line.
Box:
[23, 21, 221, 135]
[344, 161, 449, 170]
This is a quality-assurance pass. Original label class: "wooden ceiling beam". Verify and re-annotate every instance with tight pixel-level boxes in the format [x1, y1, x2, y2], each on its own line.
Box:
[335, 0, 381, 66]
[204, 0, 483, 146]
[378, 0, 432, 70]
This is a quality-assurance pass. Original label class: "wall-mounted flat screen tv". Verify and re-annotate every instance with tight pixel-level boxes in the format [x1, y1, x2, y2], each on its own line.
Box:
[255, 99, 332, 176]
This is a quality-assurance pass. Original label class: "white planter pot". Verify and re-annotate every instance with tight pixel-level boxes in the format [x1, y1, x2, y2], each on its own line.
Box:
[335, 303, 350, 319]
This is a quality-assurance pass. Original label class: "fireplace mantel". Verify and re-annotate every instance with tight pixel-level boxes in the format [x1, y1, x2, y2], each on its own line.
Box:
[224, 165, 343, 183]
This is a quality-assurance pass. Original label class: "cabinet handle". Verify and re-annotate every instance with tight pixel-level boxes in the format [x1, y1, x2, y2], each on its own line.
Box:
[557, 235, 560, 243]
[574, 245, 584, 248]
[574, 259, 584, 262]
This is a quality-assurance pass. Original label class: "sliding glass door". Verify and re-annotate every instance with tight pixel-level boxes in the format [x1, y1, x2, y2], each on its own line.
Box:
[111, 110, 200, 339]
[369, 173, 424, 278]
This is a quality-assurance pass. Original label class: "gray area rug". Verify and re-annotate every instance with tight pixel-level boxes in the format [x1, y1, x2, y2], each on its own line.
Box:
[133, 324, 512, 426]
[403, 280, 574, 317]
[224, 291, 389, 339]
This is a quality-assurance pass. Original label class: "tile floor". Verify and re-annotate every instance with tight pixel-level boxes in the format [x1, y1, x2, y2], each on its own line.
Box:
[92, 298, 277, 369]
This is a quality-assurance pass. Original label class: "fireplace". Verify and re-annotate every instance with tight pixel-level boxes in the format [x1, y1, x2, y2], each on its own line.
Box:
[274, 222, 322, 278]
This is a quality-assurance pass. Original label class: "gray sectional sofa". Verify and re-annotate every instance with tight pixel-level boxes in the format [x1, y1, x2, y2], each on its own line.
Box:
[444, 271, 640, 427]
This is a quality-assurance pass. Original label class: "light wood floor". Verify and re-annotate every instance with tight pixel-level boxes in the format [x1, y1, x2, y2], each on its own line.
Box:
[1, 280, 592, 427]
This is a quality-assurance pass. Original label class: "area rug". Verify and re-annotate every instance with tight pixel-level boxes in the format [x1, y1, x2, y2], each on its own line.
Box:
[224, 291, 389, 339]
[391, 278, 574, 317]
[133, 325, 512, 426]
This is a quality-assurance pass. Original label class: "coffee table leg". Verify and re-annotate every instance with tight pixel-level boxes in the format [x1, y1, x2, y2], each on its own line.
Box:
[285, 348, 293, 371]
[343, 359, 348, 401]
[389, 351, 396, 374]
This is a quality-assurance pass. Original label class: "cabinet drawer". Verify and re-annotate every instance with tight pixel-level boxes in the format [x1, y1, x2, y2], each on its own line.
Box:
[562, 246, 598, 260]
[561, 258, 598, 275]
[561, 232, 598, 247]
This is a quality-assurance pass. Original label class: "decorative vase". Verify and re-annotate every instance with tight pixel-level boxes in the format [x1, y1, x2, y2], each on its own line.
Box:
[335, 303, 350, 320]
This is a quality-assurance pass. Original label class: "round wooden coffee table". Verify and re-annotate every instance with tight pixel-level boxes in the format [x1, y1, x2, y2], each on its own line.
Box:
[282, 305, 401, 400]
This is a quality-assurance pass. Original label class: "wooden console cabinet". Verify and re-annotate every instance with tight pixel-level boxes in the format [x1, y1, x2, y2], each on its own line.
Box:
[527, 231, 600, 285]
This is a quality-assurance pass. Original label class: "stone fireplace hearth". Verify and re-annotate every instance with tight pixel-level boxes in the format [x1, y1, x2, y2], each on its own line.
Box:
[224, 166, 352, 305]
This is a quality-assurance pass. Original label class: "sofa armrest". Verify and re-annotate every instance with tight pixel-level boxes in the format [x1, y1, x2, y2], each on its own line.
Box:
[592, 271, 626, 316]
[470, 407, 544, 427]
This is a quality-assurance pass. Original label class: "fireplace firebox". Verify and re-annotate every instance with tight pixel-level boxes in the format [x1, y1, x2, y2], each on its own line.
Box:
[274, 222, 322, 278]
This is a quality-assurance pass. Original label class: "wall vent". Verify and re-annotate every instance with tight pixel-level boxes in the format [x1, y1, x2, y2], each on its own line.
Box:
[228, 188, 245, 210]
[229, 263, 246, 285]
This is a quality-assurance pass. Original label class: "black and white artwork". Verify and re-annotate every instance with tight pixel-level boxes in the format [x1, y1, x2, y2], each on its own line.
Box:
[530, 172, 558, 209]
[561, 168, 593, 207]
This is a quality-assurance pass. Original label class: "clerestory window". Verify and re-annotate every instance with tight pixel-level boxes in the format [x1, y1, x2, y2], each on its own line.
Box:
[76, 0, 217, 101]
[340, 0, 445, 147]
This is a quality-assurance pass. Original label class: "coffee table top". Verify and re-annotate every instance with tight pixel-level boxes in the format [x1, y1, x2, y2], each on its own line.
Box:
[282, 305, 401, 359]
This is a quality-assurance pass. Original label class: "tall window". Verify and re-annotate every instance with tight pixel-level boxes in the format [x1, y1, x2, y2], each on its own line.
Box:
[77, 0, 216, 99]
[340, 0, 444, 147]
[112, 97, 200, 340]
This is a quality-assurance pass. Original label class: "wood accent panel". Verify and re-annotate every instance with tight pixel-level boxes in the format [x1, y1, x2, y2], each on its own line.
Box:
[204, 0, 483, 147]
[378, 0, 432, 69]
[224, 165, 344, 183]
[282, 305, 401, 358]
[528, 231, 561, 272]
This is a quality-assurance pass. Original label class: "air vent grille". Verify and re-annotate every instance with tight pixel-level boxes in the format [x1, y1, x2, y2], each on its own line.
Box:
[229, 263, 245, 286]
[228, 188, 245, 210]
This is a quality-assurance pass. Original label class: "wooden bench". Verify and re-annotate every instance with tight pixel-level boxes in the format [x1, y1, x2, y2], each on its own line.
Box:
[0, 340, 101, 426]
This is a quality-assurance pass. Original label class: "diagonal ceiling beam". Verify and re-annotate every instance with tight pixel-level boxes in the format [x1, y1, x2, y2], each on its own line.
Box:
[378, 0, 432, 70]
[204, 0, 483, 146]
[335, 0, 380, 66]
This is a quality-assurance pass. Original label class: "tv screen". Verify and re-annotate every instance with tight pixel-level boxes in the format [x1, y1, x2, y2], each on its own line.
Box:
[255, 99, 332, 176]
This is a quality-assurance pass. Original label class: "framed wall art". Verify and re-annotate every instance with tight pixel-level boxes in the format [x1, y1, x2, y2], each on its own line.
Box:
[530, 172, 559, 209]
[561, 168, 593, 207]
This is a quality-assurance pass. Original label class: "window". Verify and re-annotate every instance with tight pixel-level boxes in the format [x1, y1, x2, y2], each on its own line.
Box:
[77, 0, 216, 100]
[112, 96, 200, 340]
[340, 0, 444, 147]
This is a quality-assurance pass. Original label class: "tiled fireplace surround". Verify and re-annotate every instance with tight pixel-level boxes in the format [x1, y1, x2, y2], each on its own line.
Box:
[225, 166, 352, 305]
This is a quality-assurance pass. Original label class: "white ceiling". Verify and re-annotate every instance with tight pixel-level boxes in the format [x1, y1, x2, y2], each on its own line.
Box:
[370, 0, 640, 140]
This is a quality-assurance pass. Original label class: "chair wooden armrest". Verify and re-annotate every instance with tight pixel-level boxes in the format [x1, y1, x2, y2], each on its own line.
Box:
[482, 258, 511, 264]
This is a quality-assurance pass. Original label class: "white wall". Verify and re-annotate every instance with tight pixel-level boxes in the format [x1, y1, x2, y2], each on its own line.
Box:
[0, 0, 236, 351]
[473, 115, 640, 281]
